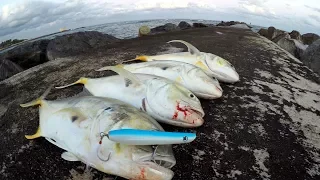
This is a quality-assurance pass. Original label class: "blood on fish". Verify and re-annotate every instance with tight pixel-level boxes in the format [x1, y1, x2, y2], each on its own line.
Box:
[172, 102, 190, 120]
[139, 167, 146, 180]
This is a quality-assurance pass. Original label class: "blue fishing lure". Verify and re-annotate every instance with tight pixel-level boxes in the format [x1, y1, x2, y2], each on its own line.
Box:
[106, 129, 196, 145]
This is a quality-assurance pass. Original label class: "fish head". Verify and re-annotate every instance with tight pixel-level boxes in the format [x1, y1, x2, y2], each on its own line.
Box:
[182, 66, 223, 99]
[129, 144, 176, 180]
[204, 53, 240, 83]
[146, 78, 204, 127]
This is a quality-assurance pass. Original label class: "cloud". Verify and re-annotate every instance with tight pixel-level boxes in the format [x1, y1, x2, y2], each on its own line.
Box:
[237, 0, 277, 19]
[309, 15, 320, 23]
[0, 0, 218, 39]
[304, 5, 320, 13]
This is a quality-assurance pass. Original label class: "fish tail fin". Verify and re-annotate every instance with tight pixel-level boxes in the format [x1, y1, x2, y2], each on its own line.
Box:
[121, 55, 149, 63]
[135, 55, 148, 62]
[20, 86, 52, 140]
[20, 85, 53, 108]
[55, 77, 88, 89]
[25, 127, 41, 140]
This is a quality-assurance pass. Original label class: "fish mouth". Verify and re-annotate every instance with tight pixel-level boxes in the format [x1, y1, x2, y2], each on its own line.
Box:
[136, 161, 174, 180]
[190, 107, 205, 118]
[194, 92, 222, 99]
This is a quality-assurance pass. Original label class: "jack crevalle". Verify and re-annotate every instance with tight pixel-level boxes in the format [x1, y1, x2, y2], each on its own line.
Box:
[121, 61, 223, 99]
[20, 88, 176, 180]
[56, 66, 205, 127]
[131, 40, 240, 83]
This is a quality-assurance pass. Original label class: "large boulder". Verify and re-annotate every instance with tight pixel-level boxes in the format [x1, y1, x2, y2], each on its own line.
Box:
[302, 33, 320, 45]
[150, 23, 178, 34]
[267, 26, 285, 40]
[301, 39, 320, 75]
[289, 30, 302, 41]
[0, 39, 50, 69]
[229, 24, 251, 29]
[0, 59, 23, 81]
[192, 23, 208, 28]
[258, 28, 268, 38]
[178, 21, 191, 29]
[274, 36, 296, 56]
[292, 39, 308, 59]
[217, 21, 252, 28]
[46, 31, 119, 61]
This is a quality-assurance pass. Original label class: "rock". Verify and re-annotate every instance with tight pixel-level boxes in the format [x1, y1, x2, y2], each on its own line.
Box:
[289, 30, 302, 41]
[46, 31, 119, 61]
[302, 33, 320, 45]
[229, 24, 251, 29]
[217, 21, 252, 28]
[0, 39, 50, 69]
[272, 33, 291, 43]
[292, 39, 308, 59]
[272, 33, 297, 56]
[267, 26, 285, 40]
[178, 21, 191, 29]
[150, 23, 178, 34]
[0, 59, 23, 81]
[258, 28, 268, 38]
[192, 23, 208, 28]
[301, 39, 320, 75]
[1, 27, 320, 180]
[138, 26, 151, 36]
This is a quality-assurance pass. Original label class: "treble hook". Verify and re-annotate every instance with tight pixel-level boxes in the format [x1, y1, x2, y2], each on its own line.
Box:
[151, 145, 159, 163]
[97, 132, 112, 162]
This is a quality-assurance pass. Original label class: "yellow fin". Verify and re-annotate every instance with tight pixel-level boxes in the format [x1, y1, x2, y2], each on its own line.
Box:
[135, 55, 148, 62]
[55, 77, 88, 89]
[120, 55, 149, 63]
[25, 127, 41, 139]
[20, 85, 53, 108]
[195, 61, 209, 70]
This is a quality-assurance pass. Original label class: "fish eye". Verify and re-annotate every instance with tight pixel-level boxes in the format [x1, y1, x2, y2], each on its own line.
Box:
[189, 94, 195, 98]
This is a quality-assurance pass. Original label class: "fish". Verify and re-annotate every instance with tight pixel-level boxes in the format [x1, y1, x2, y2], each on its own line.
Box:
[107, 129, 197, 145]
[130, 40, 240, 83]
[55, 65, 205, 128]
[121, 60, 223, 99]
[20, 87, 176, 180]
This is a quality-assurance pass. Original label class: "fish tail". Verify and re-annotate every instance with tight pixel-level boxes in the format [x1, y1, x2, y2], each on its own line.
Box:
[20, 86, 52, 140]
[20, 85, 53, 108]
[55, 77, 88, 89]
[25, 127, 41, 140]
[121, 55, 149, 63]
[135, 55, 148, 62]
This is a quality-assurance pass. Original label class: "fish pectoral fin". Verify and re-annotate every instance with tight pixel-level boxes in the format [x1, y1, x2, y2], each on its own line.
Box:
[61, 152, 79, 161]
[167, 40, 201, 56]
[96, 64, 143, 87]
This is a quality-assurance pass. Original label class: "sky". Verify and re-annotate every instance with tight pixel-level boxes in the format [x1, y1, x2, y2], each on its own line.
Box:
[0, 0, 319, 42]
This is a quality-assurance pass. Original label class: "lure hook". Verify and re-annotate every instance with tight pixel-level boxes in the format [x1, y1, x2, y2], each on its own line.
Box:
[97, 132, 111, 162]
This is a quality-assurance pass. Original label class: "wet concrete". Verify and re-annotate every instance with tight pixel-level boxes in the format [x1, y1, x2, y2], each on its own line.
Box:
[0, 26, 320, 180]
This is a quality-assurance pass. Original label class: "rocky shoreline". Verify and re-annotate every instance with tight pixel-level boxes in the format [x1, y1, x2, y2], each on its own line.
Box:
[0, 21, 319, 180]
[0, 21, 319, 81]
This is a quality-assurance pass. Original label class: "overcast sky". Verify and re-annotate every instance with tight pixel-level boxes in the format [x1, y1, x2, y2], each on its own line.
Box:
[0, 0, 319, 42]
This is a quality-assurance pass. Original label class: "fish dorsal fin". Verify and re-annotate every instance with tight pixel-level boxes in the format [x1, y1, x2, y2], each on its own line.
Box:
[96, 64, 142, 87]
[167, 40, 201, 55]
[61, 151, 80, 161]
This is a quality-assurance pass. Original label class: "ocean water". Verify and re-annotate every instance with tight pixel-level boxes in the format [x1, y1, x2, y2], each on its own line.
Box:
[1, 19, 263, 53]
